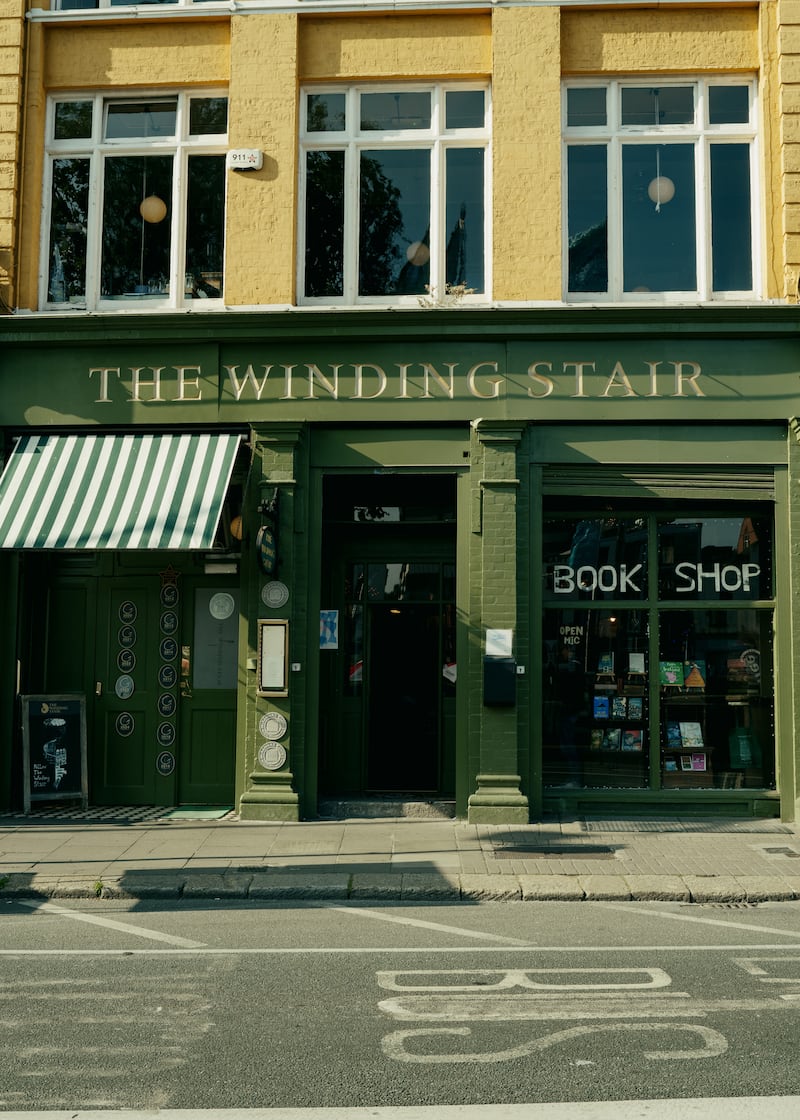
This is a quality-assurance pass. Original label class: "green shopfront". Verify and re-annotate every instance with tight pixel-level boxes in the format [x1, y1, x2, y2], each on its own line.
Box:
[0, 307, 797, 823]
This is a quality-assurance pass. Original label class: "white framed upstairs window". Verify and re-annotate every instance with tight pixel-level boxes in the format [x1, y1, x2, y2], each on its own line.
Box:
[563, 78, 759, 302]
[43, 92, 227, 311]
[299, 84, 490, 305]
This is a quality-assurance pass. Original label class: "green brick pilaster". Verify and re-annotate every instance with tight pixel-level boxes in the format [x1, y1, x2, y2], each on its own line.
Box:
[237, 423, 305, 821]
[467, 420, 529, 824]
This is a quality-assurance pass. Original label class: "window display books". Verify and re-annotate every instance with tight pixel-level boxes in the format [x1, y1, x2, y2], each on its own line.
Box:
[628, 652, 645, 674]
[589, 728, 603, 750]
[659, 661, 683, 687]
[622, 728, 643, 752]
[683, 660, 707, 691]
[611, 696, 627, 718]
[627, 696, 643, 720]
[593, 695, 610, 719]
[604, 727, 621, 750]
[666, 721, 682, 748]
[597, 652, 614, 675]
[679, 721, 704, 749]
[691, 752, 707, 772]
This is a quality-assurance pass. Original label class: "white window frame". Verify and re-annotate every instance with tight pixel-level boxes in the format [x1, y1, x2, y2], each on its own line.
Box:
[562, 77, 760, 304]
[298, 83, 491, 307]
[41, 90, 228, 313]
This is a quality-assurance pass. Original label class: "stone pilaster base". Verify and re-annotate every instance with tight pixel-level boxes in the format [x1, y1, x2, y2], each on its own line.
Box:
[239, 770, 300, 821]
[467, 773, 529, 824]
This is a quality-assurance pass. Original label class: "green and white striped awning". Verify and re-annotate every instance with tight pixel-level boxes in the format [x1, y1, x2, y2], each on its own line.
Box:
[0, 432, 241, 550]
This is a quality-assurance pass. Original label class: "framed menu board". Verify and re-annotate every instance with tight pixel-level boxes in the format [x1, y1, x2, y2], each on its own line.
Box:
[21, 695, 88, 813]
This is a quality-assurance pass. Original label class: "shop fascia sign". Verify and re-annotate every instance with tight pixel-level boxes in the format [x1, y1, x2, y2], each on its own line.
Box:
[87, 356, 707, 404]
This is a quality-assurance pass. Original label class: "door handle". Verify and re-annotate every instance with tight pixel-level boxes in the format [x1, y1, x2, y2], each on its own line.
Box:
[95, 681, 103, 697]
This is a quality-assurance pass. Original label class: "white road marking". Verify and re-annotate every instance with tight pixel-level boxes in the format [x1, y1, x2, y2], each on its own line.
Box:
[376, 967, 673, 991]
[378, 994, 794, 1020]
[598, 901, 800, 939]
[4, 1104, 800, 1120]
[2, 942, 800, 956]
[381, 1022, 729, 1064]
[18, 900, 206, 948]
[324, 904, 534, 944]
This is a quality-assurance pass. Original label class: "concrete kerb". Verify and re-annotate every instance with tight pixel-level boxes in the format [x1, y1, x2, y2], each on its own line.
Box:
[1, 871, 800, 902]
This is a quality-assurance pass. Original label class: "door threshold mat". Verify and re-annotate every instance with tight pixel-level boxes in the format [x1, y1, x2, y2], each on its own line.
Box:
[582, 818, 792, 834]
[0, 805, 170, 823]
[158, 806, 233, 820]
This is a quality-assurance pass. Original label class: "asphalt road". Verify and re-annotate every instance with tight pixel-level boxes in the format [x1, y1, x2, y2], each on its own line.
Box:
[2, 897, 800, 1113]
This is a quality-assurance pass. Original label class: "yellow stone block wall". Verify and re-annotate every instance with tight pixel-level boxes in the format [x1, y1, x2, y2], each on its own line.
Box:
[0, 0, 24, 311]
[778, 0, 800, 298]
[5, 4, 796, 308]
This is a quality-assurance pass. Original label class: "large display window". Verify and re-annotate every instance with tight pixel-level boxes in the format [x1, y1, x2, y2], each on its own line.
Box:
[541, 509, 775, 791]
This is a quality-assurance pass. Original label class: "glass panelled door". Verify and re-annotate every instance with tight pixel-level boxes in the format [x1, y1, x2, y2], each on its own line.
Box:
[333, 559, 456, 795]
[177, 584, 239, 804]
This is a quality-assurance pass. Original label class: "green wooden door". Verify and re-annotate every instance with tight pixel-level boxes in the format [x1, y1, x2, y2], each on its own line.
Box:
[92, 578, 162, 805]
[177, 582, 238, 805]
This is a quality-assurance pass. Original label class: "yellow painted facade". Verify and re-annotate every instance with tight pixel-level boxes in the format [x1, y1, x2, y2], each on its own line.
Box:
[5, 3, 800, 309]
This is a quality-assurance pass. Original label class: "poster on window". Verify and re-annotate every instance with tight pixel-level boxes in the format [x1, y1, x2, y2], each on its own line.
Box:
[21, 694, 88, 813]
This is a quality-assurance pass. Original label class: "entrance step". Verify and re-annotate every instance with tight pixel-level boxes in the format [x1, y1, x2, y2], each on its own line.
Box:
[317, 797, 456, 820]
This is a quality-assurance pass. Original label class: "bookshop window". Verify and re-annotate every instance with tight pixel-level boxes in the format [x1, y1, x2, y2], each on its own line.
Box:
[541, 509, 775, 791]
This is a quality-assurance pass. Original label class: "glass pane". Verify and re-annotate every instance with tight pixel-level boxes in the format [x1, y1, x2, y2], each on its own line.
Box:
[711, 144, 752, 291]
[342, 604, 364, 697]
[100, 155, 172, 298]
[567, 88, 606, 127]
[709, 86, 750, 125]
[543, 517, 648, 601]
[48, 159, 89, 304]
[360, 92, 431, 131]
[658, 514, 771, 600]
[58, 0, 99, 8]
[105, 100, 177, 140]
[189, 98, 228, 136]
[543, 608, 649, 789]
[659, 610, 774, 789]
[54, 101, 93, 141]
[366, 563, 440, 601]
[567, 146, 607, 292]
[185, 155, 225, 299]
[305, 150, 344, 298]
[307, 93, 346, 133]
[621, 86, 694, 126]
[445, 148, 484, 292]
[622, 144, 696, 292]
[359, 149, 430, 296]
[445, 90, 485, 129]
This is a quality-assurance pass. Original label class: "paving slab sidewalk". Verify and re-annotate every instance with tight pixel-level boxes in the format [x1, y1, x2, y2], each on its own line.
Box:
[1, 812, 800, 903]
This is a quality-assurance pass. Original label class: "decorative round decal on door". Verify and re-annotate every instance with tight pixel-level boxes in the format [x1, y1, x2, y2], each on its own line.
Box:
[259, 712, 288, 741]
[117, 648, 136, 673]
[160, 637, 178, 662]
[261, 581, 289, 609]
[116, 712, 135, 737]
[156, 751, 176, 776]
[209, 592, 235, 620]
[158, 664, 178, 689]
[157, 722, 176, 747]
[118, 625, 137, 648]
[115, 675, 135, 700]
[258, 742, 287, 771]
[158, 692, 177, 718]
[160, 583, 179, 608]
[118, 601, 138, 624]
[160, 610, 179, 636]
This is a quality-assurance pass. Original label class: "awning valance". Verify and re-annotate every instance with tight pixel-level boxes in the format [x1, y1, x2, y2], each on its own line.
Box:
[0, 432, 241, 550]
